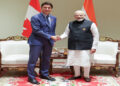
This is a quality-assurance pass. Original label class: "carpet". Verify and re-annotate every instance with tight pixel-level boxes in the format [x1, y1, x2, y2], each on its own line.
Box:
[0, 67, 120, 86]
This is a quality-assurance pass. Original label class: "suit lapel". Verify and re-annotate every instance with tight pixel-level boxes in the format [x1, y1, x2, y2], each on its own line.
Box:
[49, 16, 54, 29]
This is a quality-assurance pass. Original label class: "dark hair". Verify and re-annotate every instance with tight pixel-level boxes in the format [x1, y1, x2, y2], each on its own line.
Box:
[41, 1, 53, 8]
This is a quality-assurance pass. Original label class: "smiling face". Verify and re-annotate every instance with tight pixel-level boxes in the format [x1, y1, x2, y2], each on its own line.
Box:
[74, 10, 85, 21]
[41, 5, 52, 15]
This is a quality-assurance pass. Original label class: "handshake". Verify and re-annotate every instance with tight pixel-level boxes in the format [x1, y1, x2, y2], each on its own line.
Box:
[51, 35, 61, 41]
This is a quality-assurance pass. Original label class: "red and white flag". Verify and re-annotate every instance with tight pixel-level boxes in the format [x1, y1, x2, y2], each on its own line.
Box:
[82, 0, 97, 25]
[22, 0, 41, 38]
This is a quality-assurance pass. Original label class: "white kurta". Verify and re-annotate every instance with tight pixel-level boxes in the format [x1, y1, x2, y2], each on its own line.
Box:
[60, 23, 99, 67]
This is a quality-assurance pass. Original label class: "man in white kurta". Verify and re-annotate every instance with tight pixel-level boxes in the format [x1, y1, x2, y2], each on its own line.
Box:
[58, 10, 99, 82]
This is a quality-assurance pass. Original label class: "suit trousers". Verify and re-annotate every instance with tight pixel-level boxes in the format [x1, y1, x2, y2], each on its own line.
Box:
[27, 43, 52, 79]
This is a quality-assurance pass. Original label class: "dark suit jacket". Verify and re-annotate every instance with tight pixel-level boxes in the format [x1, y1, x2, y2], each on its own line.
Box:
[28, 13, 56, 46]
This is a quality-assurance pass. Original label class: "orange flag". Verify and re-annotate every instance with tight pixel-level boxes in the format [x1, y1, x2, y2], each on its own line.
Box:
[82, 0, 97, 25]
[22, 0, 41, 38]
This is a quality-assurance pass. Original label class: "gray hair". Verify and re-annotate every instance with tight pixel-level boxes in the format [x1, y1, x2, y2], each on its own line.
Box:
[74, 10, 85, 15]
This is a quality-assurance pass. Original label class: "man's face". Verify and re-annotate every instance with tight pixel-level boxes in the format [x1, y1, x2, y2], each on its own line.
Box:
[41, 5, 52, 15]
[74, 12, 85, 21]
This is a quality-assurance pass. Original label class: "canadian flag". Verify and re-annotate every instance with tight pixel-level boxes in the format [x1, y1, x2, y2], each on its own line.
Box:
[22, 0, 41, 38]
[82, 0, 97, 25]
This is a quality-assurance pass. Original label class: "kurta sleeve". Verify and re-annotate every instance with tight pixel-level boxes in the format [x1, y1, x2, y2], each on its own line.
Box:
[90, 23, 99, 49]
[60, 24, 70, 39]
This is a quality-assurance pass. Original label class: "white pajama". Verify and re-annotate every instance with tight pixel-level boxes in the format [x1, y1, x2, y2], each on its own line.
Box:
[74, 66, 90, 78]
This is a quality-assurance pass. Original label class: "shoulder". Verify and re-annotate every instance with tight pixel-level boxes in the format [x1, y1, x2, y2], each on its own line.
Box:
[68, 21, 76, 28]
[84, 19, 93, 26]
[50, 15, 56, 19]
[34, 13, 40, 17]
[91, 23, 97, 28]
[69, 20, 75, 24]
[31, 13, 41, 19]
[84, 19, 93, 23]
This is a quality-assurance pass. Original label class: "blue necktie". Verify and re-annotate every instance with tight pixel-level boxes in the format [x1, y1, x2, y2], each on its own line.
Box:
[46, 16, 50, 25]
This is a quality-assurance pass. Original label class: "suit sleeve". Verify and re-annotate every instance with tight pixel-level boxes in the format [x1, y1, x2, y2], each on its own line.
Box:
[31, 16, 52, 40]
[52, 18, 57, 36]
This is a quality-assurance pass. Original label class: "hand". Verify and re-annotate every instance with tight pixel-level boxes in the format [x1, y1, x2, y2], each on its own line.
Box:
[90, 49, 96, 54]
[51, 36, 57, 41]
[56, 35, 61, 40]
[51, 35, 61, 41]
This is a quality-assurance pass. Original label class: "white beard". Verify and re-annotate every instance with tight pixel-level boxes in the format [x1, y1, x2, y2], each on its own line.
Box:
[77, 19, 84, 21]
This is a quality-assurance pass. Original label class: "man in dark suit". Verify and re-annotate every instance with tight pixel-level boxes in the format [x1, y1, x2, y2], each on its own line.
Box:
[27, 2, 57, 84]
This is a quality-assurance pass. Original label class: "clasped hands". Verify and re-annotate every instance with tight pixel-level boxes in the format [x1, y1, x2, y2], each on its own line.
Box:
[51, 35, 61, 41]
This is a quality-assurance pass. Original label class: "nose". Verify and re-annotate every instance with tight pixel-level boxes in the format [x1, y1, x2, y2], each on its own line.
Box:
[46, 8, 49, 10]
[77, 16, 81, 18]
